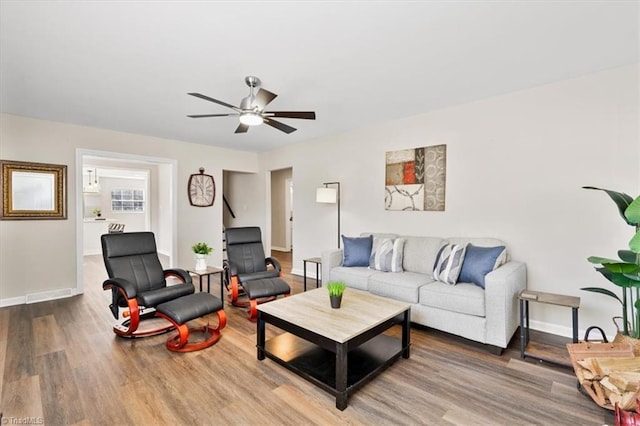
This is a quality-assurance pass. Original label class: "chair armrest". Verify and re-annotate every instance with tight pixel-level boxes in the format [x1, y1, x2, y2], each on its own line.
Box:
[266, 257, 282, 273]
[164, 268, 192, 284]
[484, 261, 527, 348]
[102, 277, 137, 299]
[321, 249, 344, 284]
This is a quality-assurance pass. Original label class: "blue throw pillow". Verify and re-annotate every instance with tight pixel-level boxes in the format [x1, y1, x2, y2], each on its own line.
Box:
[342, 235, 373, 267]
[458, 244, 506, 288]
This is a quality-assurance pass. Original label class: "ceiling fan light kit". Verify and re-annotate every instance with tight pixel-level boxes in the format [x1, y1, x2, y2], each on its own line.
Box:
[239, 112, 263, 126]
[188, 76, 316, 134]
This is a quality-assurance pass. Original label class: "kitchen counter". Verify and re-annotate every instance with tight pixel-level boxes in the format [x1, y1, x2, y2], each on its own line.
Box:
[84, 218, 117, 255]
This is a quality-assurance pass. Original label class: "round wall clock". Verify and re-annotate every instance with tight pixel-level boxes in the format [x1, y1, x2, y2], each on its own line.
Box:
[188, 167, 215, 207]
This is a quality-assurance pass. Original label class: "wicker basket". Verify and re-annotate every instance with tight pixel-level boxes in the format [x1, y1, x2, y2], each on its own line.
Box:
[612, 317, 640, 356]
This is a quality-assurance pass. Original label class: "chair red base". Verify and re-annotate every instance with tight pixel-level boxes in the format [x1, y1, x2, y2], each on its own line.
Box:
[157, 310, 227, 353]
[248, 294, 290, 321]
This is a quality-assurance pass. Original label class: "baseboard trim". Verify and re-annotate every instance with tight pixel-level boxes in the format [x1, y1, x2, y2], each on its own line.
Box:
[26, 288, 75, 305]
[290, 267, 307, 278]
[528, 318, 615, 341]
[0, 295, 26, 307]
[0, 288, 76, 307]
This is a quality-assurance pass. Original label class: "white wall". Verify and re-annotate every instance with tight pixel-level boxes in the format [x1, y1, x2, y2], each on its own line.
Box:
[0, 114, 257, 303]
[256, 65, 639, 338]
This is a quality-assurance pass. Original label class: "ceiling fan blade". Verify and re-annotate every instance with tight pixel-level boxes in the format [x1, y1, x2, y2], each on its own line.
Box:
[266, 111, 316, 120]
[234, 123, 249, 134]
[254, 88, 278, 109]
[188, 93, 240, 112]
[187, 113, 238, 118]
[264, 118, 297, 134]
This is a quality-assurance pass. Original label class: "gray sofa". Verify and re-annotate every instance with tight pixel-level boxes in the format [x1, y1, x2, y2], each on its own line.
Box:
[321, 234, 527, 353]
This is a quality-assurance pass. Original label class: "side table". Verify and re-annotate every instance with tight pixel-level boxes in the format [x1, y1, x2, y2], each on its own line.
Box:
[302, 257, 321, 291]
[187, 266, 225, 304]
[519, 289, 580, 367]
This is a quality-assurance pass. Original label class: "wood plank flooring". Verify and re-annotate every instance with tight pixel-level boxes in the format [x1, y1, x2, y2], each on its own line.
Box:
[0, 250, 613, 425]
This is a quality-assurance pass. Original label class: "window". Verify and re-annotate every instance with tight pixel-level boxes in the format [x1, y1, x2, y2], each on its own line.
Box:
[111, 189, 145, 212]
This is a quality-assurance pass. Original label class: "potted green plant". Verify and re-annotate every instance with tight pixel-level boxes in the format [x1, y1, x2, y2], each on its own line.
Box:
[92, 208, 101, 218]
[192, 242, 213, 271]
[581, 186, 640, 341]
[326, 281, 346, 309]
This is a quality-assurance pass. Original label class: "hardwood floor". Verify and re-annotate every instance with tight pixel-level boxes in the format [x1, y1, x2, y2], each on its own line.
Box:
[0, 250, 613, 425]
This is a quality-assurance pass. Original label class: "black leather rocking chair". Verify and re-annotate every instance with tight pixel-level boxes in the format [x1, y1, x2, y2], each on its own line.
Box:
[101, 232, 196, 338]
[224, 227, 291, 320]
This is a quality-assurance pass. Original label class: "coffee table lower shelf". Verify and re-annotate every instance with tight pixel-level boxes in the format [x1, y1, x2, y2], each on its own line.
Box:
[260, 332, 405, 408]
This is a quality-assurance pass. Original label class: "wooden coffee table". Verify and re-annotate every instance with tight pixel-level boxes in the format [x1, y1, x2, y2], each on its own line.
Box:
[256, 287, 410, 410]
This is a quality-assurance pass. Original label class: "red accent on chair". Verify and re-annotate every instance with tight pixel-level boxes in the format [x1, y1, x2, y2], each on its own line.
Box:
[157, 309, 227, 353]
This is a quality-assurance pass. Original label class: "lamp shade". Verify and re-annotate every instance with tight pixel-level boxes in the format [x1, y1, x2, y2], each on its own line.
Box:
[316, 187, 337, 203]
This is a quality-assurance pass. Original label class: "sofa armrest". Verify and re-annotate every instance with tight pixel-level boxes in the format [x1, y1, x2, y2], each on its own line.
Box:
[321, 249, 343, 284]
[484, 261, 527, 348]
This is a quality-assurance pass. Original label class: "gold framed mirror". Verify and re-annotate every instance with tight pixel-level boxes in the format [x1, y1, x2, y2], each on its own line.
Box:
[1, 160, 67, 220]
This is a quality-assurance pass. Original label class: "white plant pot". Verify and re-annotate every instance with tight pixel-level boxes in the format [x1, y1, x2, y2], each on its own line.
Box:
[195, 254, 207, 271]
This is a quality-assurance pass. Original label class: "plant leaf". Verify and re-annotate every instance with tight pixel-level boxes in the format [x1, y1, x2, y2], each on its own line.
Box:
[596, 267, 639, 288]
[588, 256, 621, 264]
[583, 186, 635, 226]
[619, 250, 640, 264]
[602, 262, 640, 274]
[630, 230, 640, 254]
[625, 195, 640, 225]
[581, 286, 623, 304]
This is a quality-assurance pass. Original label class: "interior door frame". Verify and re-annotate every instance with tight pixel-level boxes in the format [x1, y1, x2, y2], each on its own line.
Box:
[74, 149, 178, 294]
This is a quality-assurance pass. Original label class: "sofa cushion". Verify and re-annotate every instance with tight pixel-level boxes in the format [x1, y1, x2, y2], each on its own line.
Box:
[402, 236, 444, 274]
[368, 271, 434, 304]
[433, 244, 466, 285]
[342, 235, 373, 267]
[419, 281, 486, 317]
[369, 237, 406, 272]
[329, 266, 382, 291]
[458, 244, 506, 288]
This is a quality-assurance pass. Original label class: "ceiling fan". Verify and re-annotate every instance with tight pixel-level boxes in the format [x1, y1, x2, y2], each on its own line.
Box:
[187, 76, 316, 134]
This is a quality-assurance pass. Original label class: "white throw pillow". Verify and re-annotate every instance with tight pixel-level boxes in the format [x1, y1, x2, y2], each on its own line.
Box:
[369, 238, 406, 272]
[433, 244, 467, 285]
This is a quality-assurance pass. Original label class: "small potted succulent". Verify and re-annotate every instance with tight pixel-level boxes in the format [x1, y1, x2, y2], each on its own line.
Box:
[326, 281, 346, 309]
[192, 242, 213, 271]
[92, 208, 102, 218]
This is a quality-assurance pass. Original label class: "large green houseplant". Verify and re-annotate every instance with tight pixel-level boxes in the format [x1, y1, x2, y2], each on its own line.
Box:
[581, 186, 640, 337]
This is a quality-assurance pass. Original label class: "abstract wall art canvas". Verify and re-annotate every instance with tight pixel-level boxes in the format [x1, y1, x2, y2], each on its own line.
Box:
[385, 144, 446, 211]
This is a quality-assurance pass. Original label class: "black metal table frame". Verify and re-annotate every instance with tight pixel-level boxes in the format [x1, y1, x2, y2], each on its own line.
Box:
[519, 298, 579, 364]
[303, 258, 321, 291]
[189, 269, 225, 303]
[257, 308, 410, 410]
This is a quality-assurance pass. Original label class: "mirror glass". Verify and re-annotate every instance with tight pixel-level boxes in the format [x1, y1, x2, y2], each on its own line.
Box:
[11, 171, 55, 211]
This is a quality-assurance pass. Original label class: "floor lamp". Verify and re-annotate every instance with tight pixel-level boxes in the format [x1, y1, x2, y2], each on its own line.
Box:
[316, 182, 341, 248]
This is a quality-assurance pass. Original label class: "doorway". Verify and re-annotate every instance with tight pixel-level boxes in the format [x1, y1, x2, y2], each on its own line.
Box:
[270, 167, 293, 252]
[75, 149, 177, 295]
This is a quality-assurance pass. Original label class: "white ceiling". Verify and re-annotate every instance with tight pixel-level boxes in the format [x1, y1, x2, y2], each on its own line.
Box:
[1, 1, 638, 152]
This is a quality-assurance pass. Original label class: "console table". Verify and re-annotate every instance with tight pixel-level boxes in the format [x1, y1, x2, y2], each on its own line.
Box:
[519, 289, 580, 367]
[303, 257, 321, 291]
[187, 266, 225, 303]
